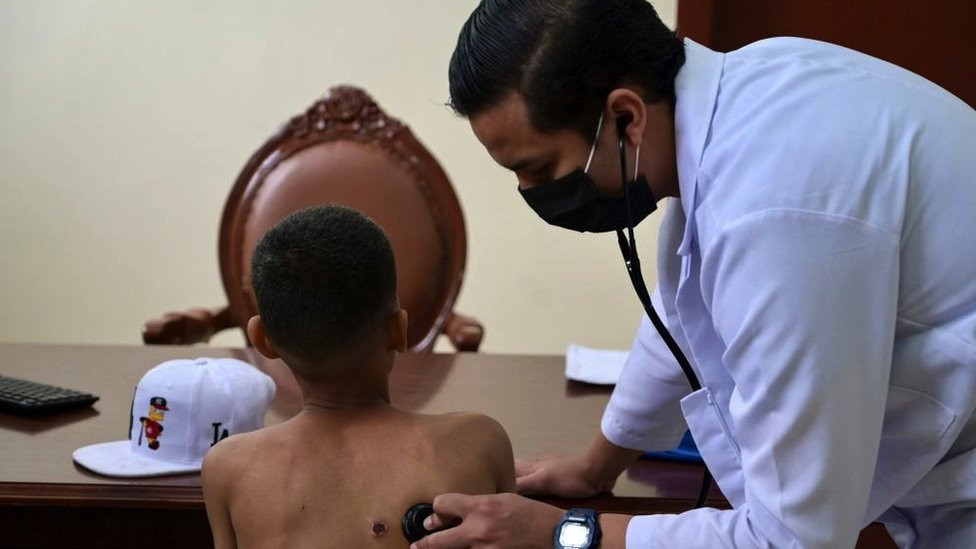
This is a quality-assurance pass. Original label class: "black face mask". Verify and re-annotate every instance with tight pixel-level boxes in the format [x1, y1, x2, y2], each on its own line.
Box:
[518, 116, 657, 233]
[518, 171, 656, 233]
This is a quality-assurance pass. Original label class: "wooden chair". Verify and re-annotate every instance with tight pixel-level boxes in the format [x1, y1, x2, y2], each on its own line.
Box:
[143, 86, 484, 352]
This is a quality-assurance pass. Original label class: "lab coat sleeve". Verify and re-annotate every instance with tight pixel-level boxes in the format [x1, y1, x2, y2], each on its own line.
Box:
[601, 288, 691, 452]
[625, 210, 899, 548]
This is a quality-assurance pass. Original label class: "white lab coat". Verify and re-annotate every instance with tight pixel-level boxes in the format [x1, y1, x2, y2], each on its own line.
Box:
[602, 38, 976, 548]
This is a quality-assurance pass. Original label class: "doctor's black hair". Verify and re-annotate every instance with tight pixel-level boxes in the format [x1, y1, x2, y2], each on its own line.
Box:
[448, 0, 685, 140]
[250, 205, 397, 370]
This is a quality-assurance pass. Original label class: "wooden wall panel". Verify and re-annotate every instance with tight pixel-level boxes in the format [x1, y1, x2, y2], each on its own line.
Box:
[676, 0, 976, 107]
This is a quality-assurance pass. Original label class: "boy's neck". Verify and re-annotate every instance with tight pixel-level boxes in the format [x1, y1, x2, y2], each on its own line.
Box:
[295, 353, 394, 412]
[302, 384, 392, 412]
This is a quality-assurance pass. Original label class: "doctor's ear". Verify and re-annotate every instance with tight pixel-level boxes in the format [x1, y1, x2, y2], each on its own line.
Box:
[615, 114, 633, 137]
[605, 88, 648, 147]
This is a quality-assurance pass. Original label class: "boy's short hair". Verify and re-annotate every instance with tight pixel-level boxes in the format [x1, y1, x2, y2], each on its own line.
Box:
[250, 205, 397, 368]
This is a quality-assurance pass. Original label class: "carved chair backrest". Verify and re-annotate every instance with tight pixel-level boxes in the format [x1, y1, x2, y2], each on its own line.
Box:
[218, 86, 469, 352]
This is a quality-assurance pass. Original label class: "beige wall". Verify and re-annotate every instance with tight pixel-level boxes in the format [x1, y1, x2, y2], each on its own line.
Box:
[0, 0, 676, 354]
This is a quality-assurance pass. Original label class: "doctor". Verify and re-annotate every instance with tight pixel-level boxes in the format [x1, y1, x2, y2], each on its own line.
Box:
[414, 0, 976, 548]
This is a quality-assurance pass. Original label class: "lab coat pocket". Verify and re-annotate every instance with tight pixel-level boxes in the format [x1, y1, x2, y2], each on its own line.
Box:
[865, 384, 957, 519]
[874, 385, 955, 485]
[681, 387, 746, 506]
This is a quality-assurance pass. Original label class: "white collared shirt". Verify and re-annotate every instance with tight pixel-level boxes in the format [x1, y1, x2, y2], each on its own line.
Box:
[602, 38, 976, 548]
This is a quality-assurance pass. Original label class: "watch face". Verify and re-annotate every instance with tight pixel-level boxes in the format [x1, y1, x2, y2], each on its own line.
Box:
[558, 523, 591, 548]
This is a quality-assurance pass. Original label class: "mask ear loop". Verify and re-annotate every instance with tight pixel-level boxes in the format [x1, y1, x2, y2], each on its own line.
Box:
[583, 113, 604, 174]
[633, 144, 641, 181]
[624, 141, 641, 244]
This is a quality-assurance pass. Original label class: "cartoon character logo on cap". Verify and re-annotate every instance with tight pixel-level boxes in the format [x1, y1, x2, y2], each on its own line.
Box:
[138, 396, 168, 450]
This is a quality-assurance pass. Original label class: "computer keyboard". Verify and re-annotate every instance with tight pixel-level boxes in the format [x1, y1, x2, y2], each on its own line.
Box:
[0, 375, 99, 416]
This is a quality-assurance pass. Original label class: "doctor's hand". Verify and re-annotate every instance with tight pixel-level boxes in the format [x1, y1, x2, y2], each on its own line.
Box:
[515, 454, 610, 497]
[409, 492, 563, 549]
[516, 433, 645, 498]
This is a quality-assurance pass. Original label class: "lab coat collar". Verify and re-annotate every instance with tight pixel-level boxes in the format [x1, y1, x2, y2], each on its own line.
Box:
[672, 39, 724, 256]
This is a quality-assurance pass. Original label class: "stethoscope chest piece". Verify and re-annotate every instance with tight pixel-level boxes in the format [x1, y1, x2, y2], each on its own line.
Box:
[402, 502, 435, 542]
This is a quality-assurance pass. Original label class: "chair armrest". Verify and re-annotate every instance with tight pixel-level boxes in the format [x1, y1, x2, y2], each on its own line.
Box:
[442, 312, 484, 352]
[142, 306, 235, 345]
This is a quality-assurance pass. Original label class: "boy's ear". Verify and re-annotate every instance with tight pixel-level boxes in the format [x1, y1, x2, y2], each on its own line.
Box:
[246, 316, 280, 359]
[388, 308, 408, 353]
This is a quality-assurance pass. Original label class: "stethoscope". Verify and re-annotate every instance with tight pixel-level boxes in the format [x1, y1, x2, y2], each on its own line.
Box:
[400, 121, 715, 543]
[614, 117, 712, 509]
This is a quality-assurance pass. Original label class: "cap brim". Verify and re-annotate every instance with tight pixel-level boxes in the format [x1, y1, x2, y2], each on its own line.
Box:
[72, 441, 200, 478]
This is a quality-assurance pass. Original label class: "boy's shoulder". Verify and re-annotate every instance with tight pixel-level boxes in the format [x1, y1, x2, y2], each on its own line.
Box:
[432, 412, 512, 460]
[202, 423, 282, 480]
[423, 411, 515, 491]
[431, 411, 508, 441]
[201, 427, 251, 478]
[397, 410, 511, 460]
[404, 410, 507, 449]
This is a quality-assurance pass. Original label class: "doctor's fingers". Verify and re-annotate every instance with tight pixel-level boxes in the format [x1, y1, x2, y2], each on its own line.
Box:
[411, 522, 474, 549]
[412, 493, 492, 549]
[414, 493, 565, 549]
[515, 466, 549, 495]
[515, 454, 603, 498]
[514, 456, 543, 477]
[421, 492, 477, 532]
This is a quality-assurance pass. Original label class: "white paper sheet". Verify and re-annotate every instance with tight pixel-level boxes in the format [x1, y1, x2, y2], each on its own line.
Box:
[564, 343, 629, 385]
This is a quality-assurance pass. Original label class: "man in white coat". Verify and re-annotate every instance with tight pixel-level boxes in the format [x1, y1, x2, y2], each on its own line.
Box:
[414, 0, 976, 548]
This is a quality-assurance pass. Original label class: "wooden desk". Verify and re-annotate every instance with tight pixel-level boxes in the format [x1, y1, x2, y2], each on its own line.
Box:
[0, 343, 893, 548]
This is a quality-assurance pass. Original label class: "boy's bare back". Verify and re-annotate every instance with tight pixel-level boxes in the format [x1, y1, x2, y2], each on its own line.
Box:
[203, 207, 515, 548]
[203, 406, 515, 549]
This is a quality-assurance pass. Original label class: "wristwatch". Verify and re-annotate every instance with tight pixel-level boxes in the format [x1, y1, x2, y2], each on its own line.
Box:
[553, 508, 601, 549]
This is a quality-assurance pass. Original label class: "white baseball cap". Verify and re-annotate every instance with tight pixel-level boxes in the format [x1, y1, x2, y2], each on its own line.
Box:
[73, 357, 275, 477]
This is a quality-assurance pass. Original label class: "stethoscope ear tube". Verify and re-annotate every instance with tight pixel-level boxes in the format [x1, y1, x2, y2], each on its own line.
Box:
[615, 131, 711, 509]
[615, 230, 700, 393]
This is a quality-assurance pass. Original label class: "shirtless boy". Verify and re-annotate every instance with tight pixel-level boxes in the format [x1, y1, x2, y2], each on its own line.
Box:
[202, 206, 515, 548]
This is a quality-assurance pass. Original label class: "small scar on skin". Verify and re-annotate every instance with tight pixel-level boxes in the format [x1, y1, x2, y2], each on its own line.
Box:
[371, 520, 388, 537]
